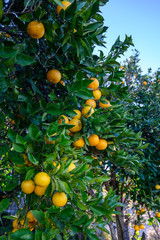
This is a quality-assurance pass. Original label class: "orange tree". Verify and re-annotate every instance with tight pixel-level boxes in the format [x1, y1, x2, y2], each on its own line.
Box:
[0, 1, 144, 239]
[121, 51, 160, 238]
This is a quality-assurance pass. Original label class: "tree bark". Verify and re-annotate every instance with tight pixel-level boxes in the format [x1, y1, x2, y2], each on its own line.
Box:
[116, 207, 130, 240]
[108, 221, 117, 240]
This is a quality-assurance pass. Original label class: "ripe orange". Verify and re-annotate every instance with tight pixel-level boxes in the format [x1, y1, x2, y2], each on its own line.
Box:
[72, 109, 82, 119]
[21, 180, 35, 194]
[99, 99, 111, 109]
[87, 77, 99, 90]
[12, 228, 18, 233]
[23, 154, 32, 166]
[56, 1, 71, 14]
[82, 106, 94, 118]
[27, 211, 36, 223]
[69, 119, 82, 132]
[58, 115, 69, 124]
[47, 69, 61, 84]
[139, 224, 145, 229]
[95, 139, 107, 150]
[88, 134, 99, 146]
[52, 192, 67, 207]
[12, 219, 19, 229]
[53, 161, 61, 170]
[85, 99, 96, 109]
[140, 208, 145, 213]
[156, 212, 160, 218]
[67, 162, 76, 173]
[134, 225, 139, 231]
[34, 185, 47, 196]
[34, 172, 50, 187]
[143, 81, 147, 85]
[155, 184, 160, 190]
[92, 89, 101, 100]
[27, 21, 45, 39]
[73, 138, 85, 148]
[5, 34, 11, 38]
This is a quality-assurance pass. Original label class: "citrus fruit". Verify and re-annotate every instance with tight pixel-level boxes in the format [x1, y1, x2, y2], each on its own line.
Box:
[88, 134, 99, 146]
[69, 119, 82, 132]
[87, 77, 99, 90]
[47, 69, 61, 84]
[95, 139, 107, 150]
[5, 34, 10, 38]
[82, 106, 94, 118]
[72, 109, 81, 119]
[27, 211, 36, 222]
[12, 228, 18, 233]
[34, 185, 47, 196]
[143, 81, 147, 85]
[85, 99, 96, 109]
[67, 162, 76, 173]
[136, 210, 140, 215]
[99, 99, 111, 109]
[53, 161, 61, 170]
[139, 224, 145, 229]
[34, 172, 50, 187]
[27, 21, 45, 39]
[58, 115, 69, 124]
[45, 133, 57, 144]
[23, 154, 32, 166]
[73, 138, 85, 148]
[140, 208, 145, 213]
[155, 184, 160, 190]
[52, 192, 67, 207]
[92, 89, 101, 100]
[134, 225, 139, 231]
[156, 212, 160, 218]
[56, 1, 71, 14]
[21, 180, 35, 194]
[12, 219, 19, 229]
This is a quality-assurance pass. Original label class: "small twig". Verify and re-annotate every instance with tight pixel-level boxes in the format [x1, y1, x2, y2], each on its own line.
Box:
[7, 0, 15, 13]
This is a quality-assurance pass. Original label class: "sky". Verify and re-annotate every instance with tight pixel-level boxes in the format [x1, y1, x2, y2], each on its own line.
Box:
[96, 0, 160, 74]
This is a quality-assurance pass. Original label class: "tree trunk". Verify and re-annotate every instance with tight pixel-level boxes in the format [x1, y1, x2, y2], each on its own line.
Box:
[116, 207, 130, 240]
[108, 221, 117, 240]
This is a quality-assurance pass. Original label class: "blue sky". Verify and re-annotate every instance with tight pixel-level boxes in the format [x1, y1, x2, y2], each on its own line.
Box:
[96, 0, 160, 74]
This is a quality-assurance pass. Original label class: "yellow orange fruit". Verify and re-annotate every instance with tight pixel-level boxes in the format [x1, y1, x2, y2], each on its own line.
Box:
[47, 69, 61, 84]
[12, 219, 19, 229]
[27, 21, 45, 39]
[156, 212, 160, 218]
[99, 99, 111, 109]
[56, 1, 71, 14]
[87, 77, 99, 90]
[82, 106, 94, 118]
[95, 139, 107, 150]
[73, 138, 85, 148]
[69, 119, 82, 132]
[155, 185, 160, 190]
[53, 161, 61, 170]
[21, 180, 35, 194]
[34, 172, 50, 187]
[5, 34, 11, 38]
[92, 89, 101, 100]
[12, 228, 18, 233]
[134, 225, 139, 231]
[67, 162, 76, 173]
[143, 81, 147, 85]
[85, 99, 96, 109]
[88, 134, 99, 146]
[139, 224, 145, 229]
[52, 192, 67, 207]
[34, 185, 47, 196]
[23, 154, 32, 166]
[140, 208, 145, 213]
[58, 115, 69, 124]
[27, 211, 36, 223]
[72, 109, 81, 119]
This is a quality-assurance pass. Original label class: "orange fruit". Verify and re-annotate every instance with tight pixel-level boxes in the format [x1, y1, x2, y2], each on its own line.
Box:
[23, 154, 32, 166]
[73, 138, 85, 148]
[58, 115, 69, 124]
[56, 1, 71, 14]
[140, 208, 145, 213]
[95, 139, 107, 150]
[52, 192, 67, 207]
[69, 119, 82, 132]
[88, 134, 99, 146]
[151, 81, 154, 84]
[87, 77, 99, 90]
[134, 225, 139, 231]
[12, 228, 18, 233]
[143, 81, 147, 85]
[27, 21, 45, 39]
[92, 89, 101, 100]
[21, 180, 35, 194]
[34, 185, 47, 196]
[34, 172, 50, 187]
[85, 99, 96, 109]
[99, 99, 111, 109]
[72, 109, 82, 119]
[155, 184, 160, 190]
[139, 224, 145, 229]
[47, 69, 61, 84]
[156, 212, 160, 218]
[12, 219, 19, 229]
[27, 211, 36, 223]
[136, 210, 141, 215]
[5, 34, 10, 38]
[82, 106, 94, 118]
[45, 133, 57, 144]
[53, 161, 61, 170]
[67, 162, 76, 173]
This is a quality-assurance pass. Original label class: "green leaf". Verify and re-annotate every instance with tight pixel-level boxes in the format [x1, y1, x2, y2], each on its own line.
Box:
[31, 210, 45, 224]
[90, 206, 109, 216]
[52, 0, 64, 7]
[8, 129, 17, 142]
[12, 143, 25, 153]
[16, 135, 27, 145]
[28, 124, 40, 140]
[8, 151, 24, 165]
[11, 229, 34, 239]
[0, 47, 18, 58]
[28, 153, 39, 165]
[15, 54, 35, 66]
[0, 198, 10, 213]
[75, 89, 94, 100]
[25, 169, 35, 180]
